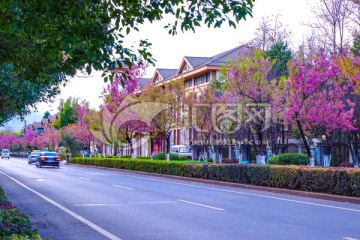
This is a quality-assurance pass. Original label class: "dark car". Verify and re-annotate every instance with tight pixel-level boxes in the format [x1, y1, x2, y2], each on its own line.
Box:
[28, 152, 41, 164]
[36, 152, 61, 168]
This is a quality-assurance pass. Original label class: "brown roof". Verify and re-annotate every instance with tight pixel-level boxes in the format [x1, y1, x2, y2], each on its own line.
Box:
[161, 44, 254, 82]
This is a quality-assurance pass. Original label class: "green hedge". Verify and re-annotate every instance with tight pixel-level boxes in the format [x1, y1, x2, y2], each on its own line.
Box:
[267, 153, 309, 165]
[0, 188, 41, 239]
[152, 152, 189, 161]
[58, 152, 67, 160]
[70, 157, 360, 197]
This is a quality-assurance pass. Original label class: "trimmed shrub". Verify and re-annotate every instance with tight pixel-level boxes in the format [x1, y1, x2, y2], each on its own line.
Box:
[58, 152, 67, 160]
[69, 157, 360, 197]
[152, 152, 181, 161]
[179, 156, 190, 161]
[269, 166, 299, 189]
[267, 153, 309, 165]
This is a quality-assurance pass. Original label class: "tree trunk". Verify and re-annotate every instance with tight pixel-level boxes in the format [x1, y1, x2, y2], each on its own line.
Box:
[150, 138, 154, 155]
[349, 132, 359, 166]
[296, 120, 312, 158]
[113, 142, 118, 156]
[129, 141, 133, 157]
[126, 137, 133, 154]
[165, 133, 171, 153]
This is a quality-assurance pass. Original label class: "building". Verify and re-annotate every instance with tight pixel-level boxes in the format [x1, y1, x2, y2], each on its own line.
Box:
[112, 44, 254, 157]
[24, 114, 58, 134]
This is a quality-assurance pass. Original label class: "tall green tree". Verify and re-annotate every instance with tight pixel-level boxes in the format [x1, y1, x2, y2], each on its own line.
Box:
[0, 0, 255, 125]
[265, 42, 292, 80]
[53, 97, 79, 129]
[43, 111, 51, 119]
[60, 134, 81, 156]
[0, 64, 64, 124]
[352, 34, 360, 56]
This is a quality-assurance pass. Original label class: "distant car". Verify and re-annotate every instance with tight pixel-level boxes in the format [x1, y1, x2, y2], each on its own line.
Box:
[170, 145, 193, 158]
[36, 152, 61, 168]
[1, 149, 10, 159]
[28, 152, 41, 164]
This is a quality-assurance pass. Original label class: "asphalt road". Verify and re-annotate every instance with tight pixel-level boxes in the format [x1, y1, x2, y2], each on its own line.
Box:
[0, 157, 359, 240]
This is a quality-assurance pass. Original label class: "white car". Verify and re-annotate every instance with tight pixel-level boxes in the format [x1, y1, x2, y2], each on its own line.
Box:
[170, 145, 193, 158]
[1, 149, 10, 159]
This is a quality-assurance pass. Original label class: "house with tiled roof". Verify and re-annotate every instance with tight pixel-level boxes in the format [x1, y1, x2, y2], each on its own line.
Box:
[138, 78, 152, 90]
[24, 114, 58, 134]
[143, 45, 254, 153]
[33, 122, 44, 134]
[115, 44, 254, 157]
[153, 45, 253, 85]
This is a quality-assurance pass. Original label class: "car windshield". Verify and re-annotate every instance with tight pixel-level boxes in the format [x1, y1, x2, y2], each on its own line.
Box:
[2, 150, 9, 153]
[179, 147, 190, 152]
[31, 153, 41, 156]
[43, 152, 58, 156]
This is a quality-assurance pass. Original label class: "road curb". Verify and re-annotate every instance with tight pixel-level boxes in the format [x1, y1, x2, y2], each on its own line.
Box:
[68, 163, 360, 205]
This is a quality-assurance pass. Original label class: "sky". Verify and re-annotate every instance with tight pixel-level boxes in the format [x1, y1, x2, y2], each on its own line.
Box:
[3, 0, 314, 131]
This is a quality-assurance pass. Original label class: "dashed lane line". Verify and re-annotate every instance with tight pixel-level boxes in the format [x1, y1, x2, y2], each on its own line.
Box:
[112, 184, 134, 190]
[79, 177, 91, 181]
[177, 199, 225, 211]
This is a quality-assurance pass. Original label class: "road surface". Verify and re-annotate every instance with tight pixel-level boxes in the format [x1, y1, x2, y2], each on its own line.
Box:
[0, 157, 359, 240]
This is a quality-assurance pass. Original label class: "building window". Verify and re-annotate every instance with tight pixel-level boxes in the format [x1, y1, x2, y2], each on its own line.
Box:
[206, 72, 211, 83]
[182, 64, 191, 73]
[184, 80, 193, 88]
[194, 76, 203, 86]
[194, 73, 210, 86]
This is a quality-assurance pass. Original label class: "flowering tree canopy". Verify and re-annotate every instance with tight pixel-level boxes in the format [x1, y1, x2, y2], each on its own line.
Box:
[140, 79, 187, 153]
[222, 51, 281, 153]
[285, 53, 357, 159]
[23, 129, 37, 148]
[0, 133, 21, 150]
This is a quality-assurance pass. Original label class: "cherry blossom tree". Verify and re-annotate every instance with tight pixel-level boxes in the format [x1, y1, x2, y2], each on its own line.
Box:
[190, 87, 222, 161]
[285, 53, 357, 164]
[222, 51, 281, 161]
[139, 79, 186, 155]
[91, 65, 149, 156]
[23, 129, 37, 148]
[0, 133, 21, 150]
[336, 53, 360, 165]
[43, 127, 61, 151]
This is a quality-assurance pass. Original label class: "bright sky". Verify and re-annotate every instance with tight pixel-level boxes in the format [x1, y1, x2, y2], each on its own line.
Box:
[4, 0, 314, 131]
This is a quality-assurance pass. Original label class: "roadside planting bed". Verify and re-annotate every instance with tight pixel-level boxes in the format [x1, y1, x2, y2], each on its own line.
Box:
[70, 157, 360, 197]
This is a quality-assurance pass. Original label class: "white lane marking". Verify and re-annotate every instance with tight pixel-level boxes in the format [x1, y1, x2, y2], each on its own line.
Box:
[0, 171, 121, 240]
[178, 199, 225, 211]
[112, 185, 134, 190]
[37, 179, 46, 182]
[75, 201, 176, 207]
[131, 175, 360, 213]
[79, 177, 91, 181]
[343, 237, 358, 240]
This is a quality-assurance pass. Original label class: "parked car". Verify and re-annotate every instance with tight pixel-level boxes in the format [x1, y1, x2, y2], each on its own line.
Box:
[170, 145, 193, 158]
[1, 149, 10, 159]
[28, 151, 41, 164]
[36, 152, 61, 168]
